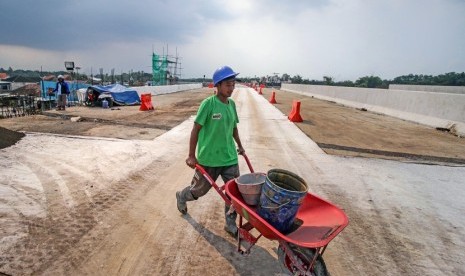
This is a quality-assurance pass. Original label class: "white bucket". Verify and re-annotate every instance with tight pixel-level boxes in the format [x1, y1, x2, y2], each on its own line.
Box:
[236, 173, 266, 205]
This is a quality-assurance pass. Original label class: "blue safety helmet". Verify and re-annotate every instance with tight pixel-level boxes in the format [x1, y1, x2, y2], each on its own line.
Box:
[213, 66, 239, 86]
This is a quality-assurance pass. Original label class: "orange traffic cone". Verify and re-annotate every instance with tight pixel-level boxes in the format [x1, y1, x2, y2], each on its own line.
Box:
[288, 100, 303, 122]
[259, 87, 263, 95]
[139, 93, 154, 111]
[269, 91, 277, 104]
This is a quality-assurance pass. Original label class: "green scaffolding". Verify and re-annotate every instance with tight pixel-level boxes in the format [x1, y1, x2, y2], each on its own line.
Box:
[152, 53, 168, 85]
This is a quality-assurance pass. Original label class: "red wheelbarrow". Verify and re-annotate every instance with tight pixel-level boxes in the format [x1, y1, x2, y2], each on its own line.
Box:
[195, 153, 349, 276]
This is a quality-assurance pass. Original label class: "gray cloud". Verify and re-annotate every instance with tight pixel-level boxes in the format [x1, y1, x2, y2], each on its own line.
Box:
[1, 0, 464, 79]
[1, 0, 226, 50]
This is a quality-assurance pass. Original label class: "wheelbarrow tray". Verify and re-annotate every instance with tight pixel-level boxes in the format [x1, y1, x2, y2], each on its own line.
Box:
[225, 179, 349, 248]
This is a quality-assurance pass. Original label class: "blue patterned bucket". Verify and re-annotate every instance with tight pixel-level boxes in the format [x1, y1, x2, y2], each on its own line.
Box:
[257, 169, 308, 234]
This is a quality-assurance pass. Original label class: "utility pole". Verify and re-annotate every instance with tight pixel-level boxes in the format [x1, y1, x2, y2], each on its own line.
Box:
[99, 68, 104, 84]
[75, 67, 81, 81]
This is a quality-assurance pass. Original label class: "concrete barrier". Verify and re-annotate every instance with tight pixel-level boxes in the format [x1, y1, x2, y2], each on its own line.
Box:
[389, 84, 465, 94]
[130, 83, 202, 97]
[281, 83, 465, 136]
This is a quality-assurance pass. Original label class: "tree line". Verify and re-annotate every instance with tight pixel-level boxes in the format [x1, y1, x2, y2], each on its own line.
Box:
[285, 72, 465, 88]
[180, 72, 465, 88]
[0, 67, 153, 86]
[2, 67, 464, 88]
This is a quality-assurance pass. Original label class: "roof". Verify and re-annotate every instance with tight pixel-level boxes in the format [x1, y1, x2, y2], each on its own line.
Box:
[42, 75, 56, 81]
[12, 83, 41, 96]
[4, 75, 42, 83]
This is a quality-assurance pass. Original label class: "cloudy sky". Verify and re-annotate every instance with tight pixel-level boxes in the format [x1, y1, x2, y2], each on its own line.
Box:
[1, 0, 464, 81]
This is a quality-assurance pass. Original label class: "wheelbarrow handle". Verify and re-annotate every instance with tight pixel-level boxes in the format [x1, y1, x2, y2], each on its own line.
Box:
[194, 163, 232, 205]
[194, 152, 255, 205]
[239, 152, 254, 173]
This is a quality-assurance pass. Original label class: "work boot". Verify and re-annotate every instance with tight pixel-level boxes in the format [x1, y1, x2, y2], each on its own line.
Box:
[224, 204, 238, 238]
[176, 187, 195, 214]
[176, 192, 187, 214]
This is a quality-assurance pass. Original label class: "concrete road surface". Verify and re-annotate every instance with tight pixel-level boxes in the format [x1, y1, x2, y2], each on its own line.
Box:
[1, 86, 464, 275]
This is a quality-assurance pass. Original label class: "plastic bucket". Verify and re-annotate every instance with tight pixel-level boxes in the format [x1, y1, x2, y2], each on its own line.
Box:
[257, 169, 308, 233]
[236, 173, 266, 205]
[102, 99, 109, 108]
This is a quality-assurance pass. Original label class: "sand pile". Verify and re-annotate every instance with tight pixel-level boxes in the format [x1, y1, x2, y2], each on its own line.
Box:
[0, 127, 25, 149]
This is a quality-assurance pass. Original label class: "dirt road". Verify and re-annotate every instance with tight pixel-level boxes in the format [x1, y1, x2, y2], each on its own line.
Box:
[1, 86, 465, 275]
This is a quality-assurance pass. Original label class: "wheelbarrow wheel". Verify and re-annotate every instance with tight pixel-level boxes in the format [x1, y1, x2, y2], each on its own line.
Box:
[278, 243, 329, 276]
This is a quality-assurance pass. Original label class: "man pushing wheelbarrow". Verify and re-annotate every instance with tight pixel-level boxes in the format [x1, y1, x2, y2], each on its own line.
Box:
[176, 65, 244, 237]
[176, 66, 349, 275]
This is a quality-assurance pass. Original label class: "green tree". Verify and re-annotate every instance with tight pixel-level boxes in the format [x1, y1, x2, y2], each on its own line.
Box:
[281, 73, 290, 82]
[291, 75, 303, 84]
[335, 80, 355, 87]
[355, 75, 383, 88]
[323, 76, 334, 85]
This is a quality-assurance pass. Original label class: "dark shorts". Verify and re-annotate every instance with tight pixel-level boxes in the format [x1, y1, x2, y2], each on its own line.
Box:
[189, 164, 240, 199]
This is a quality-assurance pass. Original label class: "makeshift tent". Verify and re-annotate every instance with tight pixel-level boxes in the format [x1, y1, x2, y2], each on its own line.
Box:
[87, 84, 140, 105]
[40, 80, 88, 102]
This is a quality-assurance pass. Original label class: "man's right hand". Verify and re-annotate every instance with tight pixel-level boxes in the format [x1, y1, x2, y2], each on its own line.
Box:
[185, 156, 198, 169]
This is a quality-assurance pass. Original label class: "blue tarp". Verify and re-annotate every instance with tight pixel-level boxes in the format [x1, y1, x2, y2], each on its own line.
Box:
[40, 80, 89, 102]
[88, 84, 140, 105]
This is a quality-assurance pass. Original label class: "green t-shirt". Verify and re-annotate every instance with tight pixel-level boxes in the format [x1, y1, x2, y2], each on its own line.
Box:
[195, 95, 239, 167]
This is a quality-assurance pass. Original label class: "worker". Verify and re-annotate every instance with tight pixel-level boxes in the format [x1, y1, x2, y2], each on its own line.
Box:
[176, 65, 245, 237]
[53, 75, 70, 111]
